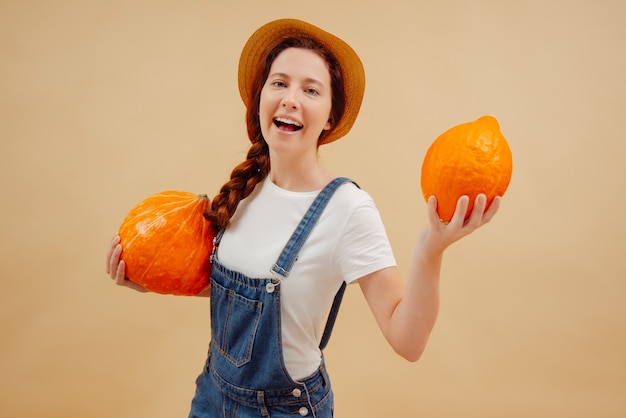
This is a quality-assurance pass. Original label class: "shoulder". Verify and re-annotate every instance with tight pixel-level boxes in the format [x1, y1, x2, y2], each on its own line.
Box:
[329, 180, 396, 283]
[322, 179, 383, 232]
[332, 179, 375, 206]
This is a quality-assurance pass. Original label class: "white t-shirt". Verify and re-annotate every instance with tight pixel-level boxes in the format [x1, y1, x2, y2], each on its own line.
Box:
[217, 177, 396, 380]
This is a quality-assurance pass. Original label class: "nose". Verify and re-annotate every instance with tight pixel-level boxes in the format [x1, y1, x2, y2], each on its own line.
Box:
[281, 89, 300, 110]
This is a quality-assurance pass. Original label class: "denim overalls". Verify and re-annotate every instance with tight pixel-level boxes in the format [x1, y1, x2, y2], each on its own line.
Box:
[189, 178, 355, 418]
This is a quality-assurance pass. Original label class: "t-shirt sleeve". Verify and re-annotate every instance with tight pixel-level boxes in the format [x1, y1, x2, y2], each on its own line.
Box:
[333, 199, 397, 284]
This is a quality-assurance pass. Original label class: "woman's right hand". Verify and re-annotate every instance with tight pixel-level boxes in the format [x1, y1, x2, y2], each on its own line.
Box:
[105, 235, 148, 292]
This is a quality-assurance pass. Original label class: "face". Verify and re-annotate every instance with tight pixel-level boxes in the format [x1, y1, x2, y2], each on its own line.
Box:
[259, 47, 333, 158]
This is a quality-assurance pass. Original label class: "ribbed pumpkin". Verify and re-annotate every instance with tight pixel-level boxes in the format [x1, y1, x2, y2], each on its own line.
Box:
[118, 191, 214, 295]
[420, 115, 513, 223]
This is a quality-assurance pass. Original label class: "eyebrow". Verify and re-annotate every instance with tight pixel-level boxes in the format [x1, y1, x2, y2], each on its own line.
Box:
[268, 72, 325, 87]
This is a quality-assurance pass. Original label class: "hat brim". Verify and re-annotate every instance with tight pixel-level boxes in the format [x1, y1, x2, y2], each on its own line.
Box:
[238, 18, 365, 144]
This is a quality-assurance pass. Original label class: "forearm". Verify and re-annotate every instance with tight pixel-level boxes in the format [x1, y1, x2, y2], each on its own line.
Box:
[387, 242, 443, 361]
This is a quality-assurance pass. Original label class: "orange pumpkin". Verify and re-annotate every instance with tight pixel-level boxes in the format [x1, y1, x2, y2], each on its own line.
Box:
[118, 191, 214, 295]
[420, 115, 512, 222]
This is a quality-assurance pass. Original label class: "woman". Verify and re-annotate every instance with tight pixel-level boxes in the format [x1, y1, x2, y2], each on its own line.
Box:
[106, 18, 500, 417]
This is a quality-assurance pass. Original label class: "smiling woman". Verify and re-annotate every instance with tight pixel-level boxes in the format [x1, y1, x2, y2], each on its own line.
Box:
[105, 18, 501, 418]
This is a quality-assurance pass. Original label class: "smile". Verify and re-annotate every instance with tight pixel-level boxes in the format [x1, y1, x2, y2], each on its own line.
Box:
[274, 117, 303, 131]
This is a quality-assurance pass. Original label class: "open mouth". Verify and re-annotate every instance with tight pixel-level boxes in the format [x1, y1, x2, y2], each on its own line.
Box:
[274, 117, 303, 132]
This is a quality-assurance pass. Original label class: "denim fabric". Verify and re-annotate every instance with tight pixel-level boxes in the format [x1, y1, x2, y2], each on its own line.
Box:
[189, 178, 353, 418]
[189, 355, 334, 418]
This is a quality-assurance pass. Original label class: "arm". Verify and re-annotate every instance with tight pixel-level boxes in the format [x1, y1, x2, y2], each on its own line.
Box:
[358, 194, 500, 362]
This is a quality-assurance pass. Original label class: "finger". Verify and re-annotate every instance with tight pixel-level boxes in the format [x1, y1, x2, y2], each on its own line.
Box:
[481, 196, 501, 224]
[426, 195, 441, 227]
[114, 260, 126, 285]
[105, 235, 120, 273]
[449, 195, 469, 227]
[466, 194, 488, 228]
[114, 263, 148, 293]
[109, 244, 122, 279]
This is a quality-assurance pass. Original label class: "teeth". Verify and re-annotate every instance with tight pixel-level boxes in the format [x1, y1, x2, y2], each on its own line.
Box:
[275, 117, 303, 128]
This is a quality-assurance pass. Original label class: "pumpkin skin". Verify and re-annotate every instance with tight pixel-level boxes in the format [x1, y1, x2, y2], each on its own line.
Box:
[420, 115, 513, 223]
[118, 191, 214, 295]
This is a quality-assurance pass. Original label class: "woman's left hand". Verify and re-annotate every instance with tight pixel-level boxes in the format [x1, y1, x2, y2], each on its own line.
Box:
[420, 194, 501, 254]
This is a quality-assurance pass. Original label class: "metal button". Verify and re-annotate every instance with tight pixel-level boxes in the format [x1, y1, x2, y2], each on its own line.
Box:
[265, 282, 275, 293]
[292, 388, 301, 397]
[299, 407, 308, 416]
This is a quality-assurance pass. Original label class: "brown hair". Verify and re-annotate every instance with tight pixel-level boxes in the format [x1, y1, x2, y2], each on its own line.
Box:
[204, 37, 346, 232]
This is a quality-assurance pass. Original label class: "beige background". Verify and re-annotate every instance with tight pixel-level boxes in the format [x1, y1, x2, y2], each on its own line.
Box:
[2, 0, 625, 417]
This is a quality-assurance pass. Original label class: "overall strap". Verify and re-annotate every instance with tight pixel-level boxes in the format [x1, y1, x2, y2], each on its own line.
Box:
[318, 281, 347, 351]
[270, 177, 358, 351]
[271, 177, 357, 277]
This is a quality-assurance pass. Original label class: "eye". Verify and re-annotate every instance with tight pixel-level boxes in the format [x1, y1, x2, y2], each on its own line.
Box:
[305, 87, 320, 96]
[271, 80, 287, 88]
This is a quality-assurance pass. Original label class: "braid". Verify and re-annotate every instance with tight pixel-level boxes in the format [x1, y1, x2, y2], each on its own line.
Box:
[204, 138, 270, 232]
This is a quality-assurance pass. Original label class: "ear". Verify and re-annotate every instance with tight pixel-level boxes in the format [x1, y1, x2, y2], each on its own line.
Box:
[324, 119, 332, 131]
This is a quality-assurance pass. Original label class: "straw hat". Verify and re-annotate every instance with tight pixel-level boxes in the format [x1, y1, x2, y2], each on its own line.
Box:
[238, 18, 366, 144]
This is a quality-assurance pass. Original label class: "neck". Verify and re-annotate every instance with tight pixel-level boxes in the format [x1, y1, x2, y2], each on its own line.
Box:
[269, 151, 334, 192]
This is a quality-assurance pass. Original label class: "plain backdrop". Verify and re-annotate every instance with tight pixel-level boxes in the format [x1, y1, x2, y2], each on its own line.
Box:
[2, 1, 625, 417]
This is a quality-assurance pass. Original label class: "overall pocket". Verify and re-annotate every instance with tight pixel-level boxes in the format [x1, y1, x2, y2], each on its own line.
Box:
[210, 280, 263, 367]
